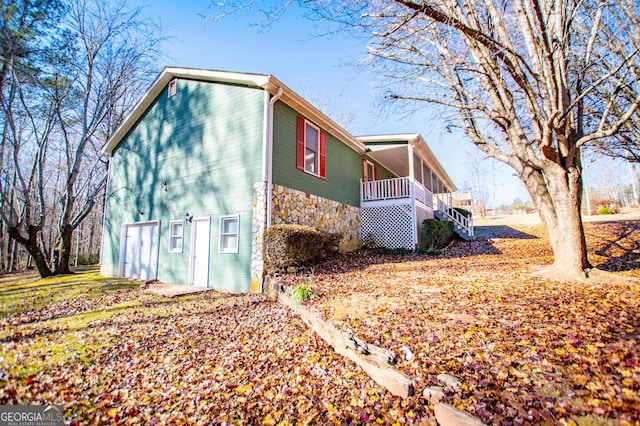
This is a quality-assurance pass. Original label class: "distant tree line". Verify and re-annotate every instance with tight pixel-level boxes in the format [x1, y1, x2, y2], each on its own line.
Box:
[0, 0, 163, 276]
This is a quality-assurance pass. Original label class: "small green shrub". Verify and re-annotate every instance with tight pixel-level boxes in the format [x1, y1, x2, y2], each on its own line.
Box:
[263, 224, 341, 274]
[597, 206, 612, 215]
[292, 281, 314, 303]
[419, 219, 455, 250]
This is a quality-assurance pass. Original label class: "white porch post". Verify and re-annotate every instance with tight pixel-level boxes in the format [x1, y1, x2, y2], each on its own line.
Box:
[408, 145, 415, 182]
[408, 145, 419, 249]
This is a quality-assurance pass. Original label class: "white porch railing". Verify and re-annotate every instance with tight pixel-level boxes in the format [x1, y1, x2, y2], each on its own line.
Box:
[361, 177, 474, 240]
[412, 180, 431, 208]
[361, 177, 433, 208]
[435, 197, 474, 238]
[361, 177, 410, 201]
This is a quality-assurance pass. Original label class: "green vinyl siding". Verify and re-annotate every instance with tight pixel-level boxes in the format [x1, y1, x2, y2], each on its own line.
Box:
[101, 79, 264, 292]
[271, 102, 363, 207]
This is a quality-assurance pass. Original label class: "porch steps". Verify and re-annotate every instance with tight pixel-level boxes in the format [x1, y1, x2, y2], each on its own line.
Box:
[434, 210, 474, 241]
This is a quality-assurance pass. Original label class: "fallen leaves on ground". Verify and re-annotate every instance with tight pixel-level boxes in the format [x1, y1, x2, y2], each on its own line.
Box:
[1, 276, 427, 425]
[282, 222, 640, 425]
[1, 221, 639, 425]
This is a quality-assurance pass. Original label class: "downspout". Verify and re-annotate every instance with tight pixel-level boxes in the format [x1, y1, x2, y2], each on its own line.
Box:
[98, 156, 112, 271]
[264, 87, 283, 228]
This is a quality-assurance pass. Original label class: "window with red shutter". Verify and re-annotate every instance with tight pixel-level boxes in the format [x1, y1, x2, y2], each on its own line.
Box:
[296, 116, 305, 171]
[296, 116, 326, 178]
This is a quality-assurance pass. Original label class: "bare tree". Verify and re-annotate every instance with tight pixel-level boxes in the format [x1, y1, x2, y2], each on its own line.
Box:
[50, 0, 163, 274]
[0, 0, 163, 277]
[299, 89, 358, 132]
[464, 150, 490, 218]
[209, 0, 640, 280]
[365, 0, 639, 279]
[0, 0, 66, 276]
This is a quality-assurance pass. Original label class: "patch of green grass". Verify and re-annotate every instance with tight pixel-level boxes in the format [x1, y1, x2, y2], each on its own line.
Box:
[1, 328, 106, 377]
[0, 271, 236, 389]
[0, 269, 154, 375]
[597, 206, 612, 215]
[292, 281, 315, 303]
[0, 270, 139, 317]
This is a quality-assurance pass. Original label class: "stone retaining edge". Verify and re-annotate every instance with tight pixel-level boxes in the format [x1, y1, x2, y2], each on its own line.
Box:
[264, 276, 414, 398]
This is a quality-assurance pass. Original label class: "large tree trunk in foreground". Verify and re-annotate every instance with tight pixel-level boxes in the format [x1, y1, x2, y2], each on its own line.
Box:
[544, 204, 591, 277]
[535, 187, 591, 277]
[521, 157, 592, 278]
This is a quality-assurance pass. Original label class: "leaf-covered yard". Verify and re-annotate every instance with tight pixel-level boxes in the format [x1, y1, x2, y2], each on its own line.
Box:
[1, 221, 639, 425]
[280, 222, 640, 425]
[1, 275, 382, 424]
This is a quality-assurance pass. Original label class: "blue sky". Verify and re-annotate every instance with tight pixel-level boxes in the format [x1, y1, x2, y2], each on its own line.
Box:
[139, 0, 532, 206]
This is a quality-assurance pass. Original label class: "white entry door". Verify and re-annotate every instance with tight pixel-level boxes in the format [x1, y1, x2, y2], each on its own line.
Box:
[123, 222, 159, 280]
[190, 217, 211, 286]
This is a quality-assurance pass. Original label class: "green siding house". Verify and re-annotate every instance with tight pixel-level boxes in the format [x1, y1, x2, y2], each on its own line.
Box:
[100, 67, 469, 293]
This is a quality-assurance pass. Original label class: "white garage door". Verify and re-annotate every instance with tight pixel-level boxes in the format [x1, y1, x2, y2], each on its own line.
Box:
[122, 222, 159, 280]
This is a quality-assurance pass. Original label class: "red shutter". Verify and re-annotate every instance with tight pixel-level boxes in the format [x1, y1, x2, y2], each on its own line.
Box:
[363, 159, 368, 182]
[319, 130, 326, 178]
[296, 116, 305, 170]
[373, 163, 377, 180]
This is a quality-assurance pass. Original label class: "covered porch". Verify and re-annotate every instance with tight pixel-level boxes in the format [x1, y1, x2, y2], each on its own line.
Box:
[358, 134, 473, 249]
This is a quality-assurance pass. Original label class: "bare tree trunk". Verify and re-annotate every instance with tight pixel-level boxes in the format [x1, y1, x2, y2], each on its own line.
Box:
[522, 160, 591, 277]
[53, 225, 73, 274]
[9, 239, 17, 273]
[87, 222, 95, 262]
[0, 221, 5, 273]
[7, 226, 53, 277]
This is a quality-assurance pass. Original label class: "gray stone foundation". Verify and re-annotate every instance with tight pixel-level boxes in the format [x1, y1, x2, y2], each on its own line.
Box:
[250, 181, 267, 292]
[271, 184, 361, 252]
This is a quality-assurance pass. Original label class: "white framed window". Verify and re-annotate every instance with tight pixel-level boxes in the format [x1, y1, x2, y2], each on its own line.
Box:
[304, 122, 320, 175]
[168, 78, 177, 98]
[168, 220, 184, 253]
[219, 215, 239, 253]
